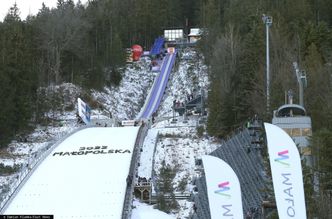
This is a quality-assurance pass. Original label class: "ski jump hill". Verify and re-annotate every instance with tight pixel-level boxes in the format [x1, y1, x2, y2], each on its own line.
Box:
[1, 38, 176, 218]
[2, 127, 139, 218]
[138, 38, 176, 119]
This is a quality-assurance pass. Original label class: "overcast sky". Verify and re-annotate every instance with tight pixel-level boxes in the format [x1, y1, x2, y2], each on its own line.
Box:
[1, 0, 88, 21]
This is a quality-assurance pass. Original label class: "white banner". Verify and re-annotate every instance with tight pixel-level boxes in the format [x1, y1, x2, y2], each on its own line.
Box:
[264, 123, 306, 219]
[202, 155, 243, 219]
[77, 98, 91, 124]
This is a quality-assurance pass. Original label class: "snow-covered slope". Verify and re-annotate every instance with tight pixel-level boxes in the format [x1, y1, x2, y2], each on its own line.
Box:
[3, 127, 139, 218]
[0, 47, 214, 218]
[0, 57, 154, 207]
[92, 57, 154, 121]
[132, 200, 175, 219]
[135, 48, 218, 218]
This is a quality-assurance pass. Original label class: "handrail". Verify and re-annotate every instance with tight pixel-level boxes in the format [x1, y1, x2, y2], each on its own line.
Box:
[150, 132, 160, 193]
[121, 124, 148, 219]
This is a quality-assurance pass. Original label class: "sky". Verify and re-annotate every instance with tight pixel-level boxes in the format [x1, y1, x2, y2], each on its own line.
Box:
[0, 0, 88, 21]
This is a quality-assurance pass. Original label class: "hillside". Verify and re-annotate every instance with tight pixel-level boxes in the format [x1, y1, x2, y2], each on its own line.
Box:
[0, 48, 213, 218]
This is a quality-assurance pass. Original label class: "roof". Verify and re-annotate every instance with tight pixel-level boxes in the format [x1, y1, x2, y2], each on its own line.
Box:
[188, 28, 202, 37]
[276, 104, 306, 117]
[3, 127, 139, 218]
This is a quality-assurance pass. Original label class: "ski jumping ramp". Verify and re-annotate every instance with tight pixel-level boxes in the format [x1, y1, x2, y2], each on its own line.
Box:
[138, 50, 176, 119]
[2, 127, 139, 218]
[1, 46, 177, 219]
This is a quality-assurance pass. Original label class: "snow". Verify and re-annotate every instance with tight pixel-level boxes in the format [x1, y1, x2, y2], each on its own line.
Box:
[137, 129, 159, 179]
[3, 127, 139, 218]
[92, 57, 154, 121]
[135, 48, 218, 218]
[1, 56, 154, 205]
[0, 47, 215, 218]
[132, 200, 175, 219]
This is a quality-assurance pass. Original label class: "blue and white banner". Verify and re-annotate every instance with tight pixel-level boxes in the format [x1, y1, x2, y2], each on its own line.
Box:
[264, 123, 306, 219]
[77, 98, 91, 124]
[202, 155, 243, 219]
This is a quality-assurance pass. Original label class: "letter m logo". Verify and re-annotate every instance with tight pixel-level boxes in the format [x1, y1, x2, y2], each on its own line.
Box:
[214, 181, 231, 198]
[274, 150, 290, 167]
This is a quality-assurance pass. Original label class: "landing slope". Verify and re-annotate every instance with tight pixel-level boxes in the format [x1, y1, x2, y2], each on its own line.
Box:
[3, 127, 139, 218]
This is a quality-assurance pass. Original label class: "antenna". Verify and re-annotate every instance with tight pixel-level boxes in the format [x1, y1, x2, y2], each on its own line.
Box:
[293, 62, 307, 107]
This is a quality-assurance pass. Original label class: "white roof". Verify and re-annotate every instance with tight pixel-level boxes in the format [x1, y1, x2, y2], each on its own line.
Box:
[3, 127, 139, 218]
[188, 28, 202, 36]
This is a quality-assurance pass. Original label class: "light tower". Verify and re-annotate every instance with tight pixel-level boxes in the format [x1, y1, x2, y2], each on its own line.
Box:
[262, 14, 272, 116]
[293, 62, 307, 107]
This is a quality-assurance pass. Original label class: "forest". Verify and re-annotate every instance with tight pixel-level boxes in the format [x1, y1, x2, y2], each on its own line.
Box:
[201, 0, 332, 217]
[0, 0, 331, 217]
[0, 0, 201, 146]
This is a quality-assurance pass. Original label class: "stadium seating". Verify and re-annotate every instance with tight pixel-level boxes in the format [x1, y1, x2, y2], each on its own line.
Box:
[194, 125, 267, 218]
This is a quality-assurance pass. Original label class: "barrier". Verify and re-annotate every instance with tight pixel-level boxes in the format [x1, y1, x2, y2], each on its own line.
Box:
[121, 124, 148, 219]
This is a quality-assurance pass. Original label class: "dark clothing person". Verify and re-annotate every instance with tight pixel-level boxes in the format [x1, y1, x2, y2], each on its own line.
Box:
[126, 175, 132, 186]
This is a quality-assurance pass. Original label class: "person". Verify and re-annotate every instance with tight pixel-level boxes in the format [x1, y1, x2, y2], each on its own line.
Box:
[246, 119, 251, 128]
[247, 146, 251, 154]
[246, 211, 252, 219]
[126, 175, 132, 186]
[76, 112, 82, 123]
[193, 204, 197, 213]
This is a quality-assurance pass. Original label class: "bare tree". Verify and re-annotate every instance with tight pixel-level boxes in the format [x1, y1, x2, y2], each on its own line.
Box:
[36, 1, 89, 85]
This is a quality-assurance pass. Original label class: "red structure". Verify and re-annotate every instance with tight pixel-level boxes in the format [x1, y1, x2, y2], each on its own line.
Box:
[132, 44, 143, 61]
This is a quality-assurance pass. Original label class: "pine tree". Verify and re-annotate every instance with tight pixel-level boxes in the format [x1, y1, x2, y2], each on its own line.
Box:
[0, 3, 38, 146]
[311, 129, 332, 194]
[304, 43, 332, 130]
[155, 160, 178, 213]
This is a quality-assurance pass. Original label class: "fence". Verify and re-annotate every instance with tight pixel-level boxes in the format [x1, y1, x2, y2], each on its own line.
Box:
[121, 124, 148, 219]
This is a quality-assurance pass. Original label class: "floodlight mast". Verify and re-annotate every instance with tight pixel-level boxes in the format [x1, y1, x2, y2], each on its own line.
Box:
[293, 62, 307, 107]
[262, 15, 272, 116]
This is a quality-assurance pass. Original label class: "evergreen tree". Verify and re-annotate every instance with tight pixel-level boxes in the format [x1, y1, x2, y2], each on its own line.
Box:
[156, 160, 178, 213]
[206, 79, 224, 137]
[311, 129, 332, 193]
[0, 3, 38, 146]
[304, 43, 332, 130]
